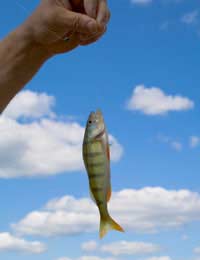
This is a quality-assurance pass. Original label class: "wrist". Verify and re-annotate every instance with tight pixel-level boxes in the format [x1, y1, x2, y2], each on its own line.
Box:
[15, 22, 53, 61]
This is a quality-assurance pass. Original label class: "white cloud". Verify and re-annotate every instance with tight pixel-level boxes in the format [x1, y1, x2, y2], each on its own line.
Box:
[131, 0, 183, 5]
[109, 135, 123, 162]
[0, 90, 123, 178]
[181, 234, 189, 240]
[12, 196, 98, 236]
[194, 246, 200, 254]
[160, 21, 170, 31]
[57, 257, 116, 260]
[131, 0, 152, 5]
[77, 257, 116, 260]
[12, 187, 200, 237]
[101, 241, 160, 256]
[57, 258, 72, 260]
[81, 241, 98, 252]
[170, 141, 182, 151]
[0, 232, 46, 254]
[145, 257, 172, 260]
[190, 136, 200, 148]
[3, 90, 55, 119]
[157, 135, 182, 151]
[81, 240, 161, 256]
[181, 10, 199, 25]
[126, 85, 194, 115]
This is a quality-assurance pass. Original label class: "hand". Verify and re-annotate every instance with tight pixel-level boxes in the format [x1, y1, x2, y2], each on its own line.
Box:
[69, 0, 110, 45]
[23, 0, 110, 55]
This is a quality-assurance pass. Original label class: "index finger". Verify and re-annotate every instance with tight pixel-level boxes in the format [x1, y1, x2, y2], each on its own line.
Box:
[97, 0, 110, 26]
[84, 0, 98, 18]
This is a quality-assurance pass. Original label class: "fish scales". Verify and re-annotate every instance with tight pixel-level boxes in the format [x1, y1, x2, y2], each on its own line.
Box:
[84, 140, 107, 203]
[82, 110, 124, 238]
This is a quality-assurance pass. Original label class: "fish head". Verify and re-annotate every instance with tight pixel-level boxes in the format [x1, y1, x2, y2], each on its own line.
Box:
[85, 110, 105, 141]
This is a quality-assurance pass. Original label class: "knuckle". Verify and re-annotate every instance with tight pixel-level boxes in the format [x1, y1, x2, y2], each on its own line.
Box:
[73, 14, 80, 31]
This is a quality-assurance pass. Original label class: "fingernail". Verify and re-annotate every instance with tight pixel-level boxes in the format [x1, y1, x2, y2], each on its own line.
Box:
[99, 18, 107, 27]
[97, 23, 106, 33]
[87, 20, 98, 33]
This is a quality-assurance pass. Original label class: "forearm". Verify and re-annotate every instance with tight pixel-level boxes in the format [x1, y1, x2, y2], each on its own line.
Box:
[0, 25, 50, 112]
[0, 0, 110, 113]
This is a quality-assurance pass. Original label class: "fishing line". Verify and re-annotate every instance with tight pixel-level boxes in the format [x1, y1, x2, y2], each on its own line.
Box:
[15, 0, 30, 14]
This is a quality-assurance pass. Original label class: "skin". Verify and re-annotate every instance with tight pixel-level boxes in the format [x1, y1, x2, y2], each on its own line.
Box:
[0, 0, 110, 112]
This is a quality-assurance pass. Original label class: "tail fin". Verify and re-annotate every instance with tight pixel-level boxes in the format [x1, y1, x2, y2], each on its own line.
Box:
[99, 215, 124, 239]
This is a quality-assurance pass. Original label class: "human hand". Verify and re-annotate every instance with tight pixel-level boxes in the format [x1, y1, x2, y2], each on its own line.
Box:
[69, 0, 110, 45]
[23, 0, 110, 55]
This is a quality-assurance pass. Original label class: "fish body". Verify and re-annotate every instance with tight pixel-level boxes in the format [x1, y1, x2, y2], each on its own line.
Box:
[82, 110, 124, 238]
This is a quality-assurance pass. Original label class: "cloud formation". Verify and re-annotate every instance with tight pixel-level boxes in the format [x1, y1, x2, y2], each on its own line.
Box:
[131, 0, 152, 5]
[0, 232, 46, 254]
[190, 136, 200, 148]
[0, 90, 123, 178]
[3, 90, 55, 119]
[100, 241, 161, 256]
[12, 196, 98, 236]
[194, 246, 200, 254]
[157, 135, 182, 151]
[12, 187, 200, 237]
[131, 0, 183, 6]
[126, 85, 194, 115]
[81, 241, 98, 252]
[181, 10, 199, 25]
[81, 240, 161, 256]
[57, 257, 117, 260]
[145, 257, 171, 260]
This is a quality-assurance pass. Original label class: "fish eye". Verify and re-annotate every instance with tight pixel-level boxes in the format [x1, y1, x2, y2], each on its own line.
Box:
[88, 120, 92, 124]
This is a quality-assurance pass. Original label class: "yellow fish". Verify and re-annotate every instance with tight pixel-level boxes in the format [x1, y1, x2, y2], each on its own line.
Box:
[82, 110, 124, 238]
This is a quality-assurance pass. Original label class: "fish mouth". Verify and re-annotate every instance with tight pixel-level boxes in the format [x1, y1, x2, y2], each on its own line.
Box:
[88, 110, 103, 122]
[94, 110, 105, 139]
[95, 109, 103, 119]
[88, 111, 95, 122]
[94, 127, 105, 139]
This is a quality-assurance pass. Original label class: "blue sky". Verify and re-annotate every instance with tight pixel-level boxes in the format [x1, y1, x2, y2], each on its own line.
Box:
[1, 0, 200, 260]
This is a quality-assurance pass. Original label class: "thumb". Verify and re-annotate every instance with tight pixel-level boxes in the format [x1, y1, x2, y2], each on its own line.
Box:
[64, 10, 103, 34]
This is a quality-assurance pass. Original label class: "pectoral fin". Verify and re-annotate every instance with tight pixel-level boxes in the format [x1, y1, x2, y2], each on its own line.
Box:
[107, 185, 112, 202]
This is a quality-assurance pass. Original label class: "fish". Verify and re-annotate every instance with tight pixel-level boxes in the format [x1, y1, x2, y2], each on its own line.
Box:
[82, 109, 124, 238]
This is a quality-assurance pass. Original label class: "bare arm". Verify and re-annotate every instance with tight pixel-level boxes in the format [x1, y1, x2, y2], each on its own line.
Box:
[0, 26, 50, 112]
[0, 0, 110, 112]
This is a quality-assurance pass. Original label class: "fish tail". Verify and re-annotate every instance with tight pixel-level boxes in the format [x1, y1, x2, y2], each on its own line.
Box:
[99, 215, 124, 239]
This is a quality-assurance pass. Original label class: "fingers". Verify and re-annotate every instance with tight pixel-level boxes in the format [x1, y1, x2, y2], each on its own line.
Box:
[79, 27, 106, 45]
[69, 0, 110, 25]
[69, 0, 84, 12]
[63, 10, 102, 34]
[57, 0, 72, 9]
[97, 0, 110, 26]
[84, 0, 98, 18]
